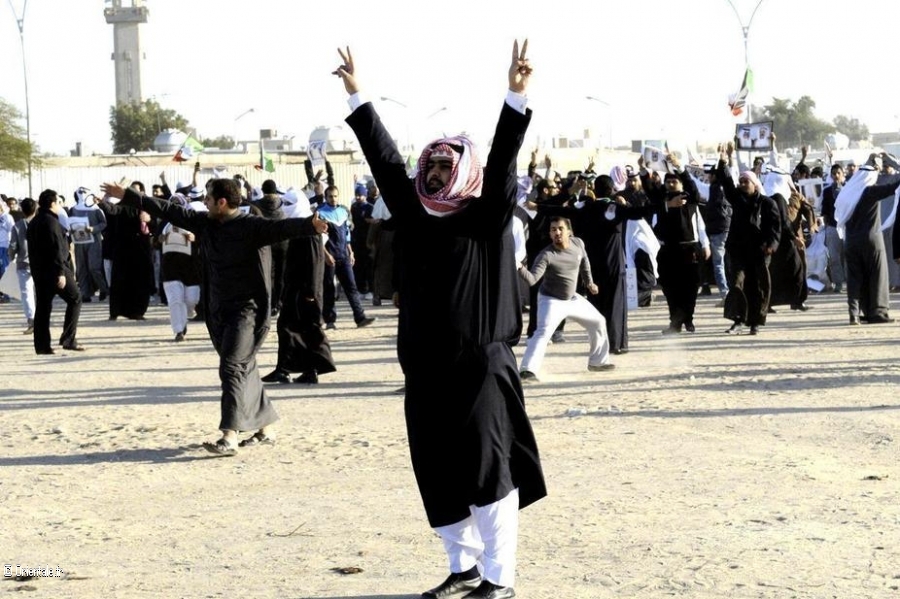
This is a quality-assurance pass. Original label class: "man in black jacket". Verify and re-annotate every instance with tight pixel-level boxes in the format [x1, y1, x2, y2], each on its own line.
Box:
[27, 189, 83, 354]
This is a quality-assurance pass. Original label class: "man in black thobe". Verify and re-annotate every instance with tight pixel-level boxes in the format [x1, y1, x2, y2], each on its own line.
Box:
[335, 42, 545, 599]
[835, 153, 900, 324]
[27, 189, 84, 354]
[101, 178, 327, 454]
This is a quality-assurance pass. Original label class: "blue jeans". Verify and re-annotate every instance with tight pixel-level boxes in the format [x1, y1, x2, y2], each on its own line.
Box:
[709, 232, 728, 297]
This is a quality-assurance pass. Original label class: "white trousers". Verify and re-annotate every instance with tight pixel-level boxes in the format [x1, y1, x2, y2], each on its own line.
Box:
[520, 292, 609, 375]
[163, 280, 200, 334]
[434, 489, 519, 588]
[17, 267, 35, 321]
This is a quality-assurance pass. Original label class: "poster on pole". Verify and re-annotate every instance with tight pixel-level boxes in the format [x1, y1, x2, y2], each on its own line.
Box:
[735, 121, 774, 151]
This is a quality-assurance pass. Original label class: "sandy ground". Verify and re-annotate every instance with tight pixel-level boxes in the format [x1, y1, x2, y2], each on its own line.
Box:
[1, 289, 899, 599]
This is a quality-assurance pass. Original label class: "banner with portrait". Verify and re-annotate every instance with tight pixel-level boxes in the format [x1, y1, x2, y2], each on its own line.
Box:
[735, 121, 774, 151]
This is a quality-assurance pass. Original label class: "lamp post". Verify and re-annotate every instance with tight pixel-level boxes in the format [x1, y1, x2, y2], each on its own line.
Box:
[8, 0, 32, 197]
[233, 107, 255, 149]
[585, 96, 612, 151]
[379, 96, 410, 153]
[725, 0, 765, 123]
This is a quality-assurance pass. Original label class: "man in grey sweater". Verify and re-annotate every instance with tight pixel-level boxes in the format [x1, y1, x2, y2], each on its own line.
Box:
[518, 216, 614, 381]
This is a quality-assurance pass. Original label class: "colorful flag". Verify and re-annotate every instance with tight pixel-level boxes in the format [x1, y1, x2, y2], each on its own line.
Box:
[173, 136, 204, 162]
[728, 67, 754, 116]
[255, 143, 275, 173]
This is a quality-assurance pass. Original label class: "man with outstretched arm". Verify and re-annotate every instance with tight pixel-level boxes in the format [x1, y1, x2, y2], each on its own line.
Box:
[100, 178, 327, 455]
[334, 41, 546, 599]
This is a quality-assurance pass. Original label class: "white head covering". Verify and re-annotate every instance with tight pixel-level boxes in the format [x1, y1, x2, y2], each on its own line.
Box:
[763, 167, 794, 199]
[74, 187, 99, 211]
[835, 166, 879, 237]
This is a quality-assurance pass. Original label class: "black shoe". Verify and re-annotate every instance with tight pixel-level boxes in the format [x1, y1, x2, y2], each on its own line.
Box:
[356, 316, 376, 328]
[421, 571, 482, 599]
[464, 581, 516, 599]
[700, 285, 712, 296]
[62, 343, 86, 351]
[588, 363, 616, 372]
[791, 303, 810, 311]
[519, 370, 538, 383]
[865, 315, 895, 324]
[261, 369, 290, 384]
[36, 348, 55, 355]
[372, 296, 382, 306]
[325, 322, 337, 330]
[611, 347, 629, 355]
[98, 291, 107, 301]
[749, 325, 759, 335]
[293, 370, 319, 384]
[174, 332, 185, 342]
[684, 322, 696, 333]
[550, 331, 566, 343]
[661, 325, 681, 335]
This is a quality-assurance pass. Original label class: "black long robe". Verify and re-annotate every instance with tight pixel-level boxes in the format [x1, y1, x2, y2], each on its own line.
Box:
[346, 101, 546, 528]
[767, 193, 806, 307]
[274, 235, 336, 375]
[844, 175, 900, 320]
[98, 202, 155, 320]
[120, 189, 320, 432]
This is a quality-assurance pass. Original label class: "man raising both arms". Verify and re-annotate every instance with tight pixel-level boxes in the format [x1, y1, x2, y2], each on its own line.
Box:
[335, 41, 546, 599]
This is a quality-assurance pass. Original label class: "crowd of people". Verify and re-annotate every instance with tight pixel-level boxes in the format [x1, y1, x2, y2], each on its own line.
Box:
[3, 38, 900, 599]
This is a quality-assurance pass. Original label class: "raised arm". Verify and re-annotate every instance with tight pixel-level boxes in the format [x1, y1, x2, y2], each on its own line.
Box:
[336, 47, 417, 224]
[480, 40, 533, 225]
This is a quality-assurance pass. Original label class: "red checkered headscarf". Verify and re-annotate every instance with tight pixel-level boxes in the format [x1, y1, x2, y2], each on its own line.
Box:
[415, 135, 483, 217]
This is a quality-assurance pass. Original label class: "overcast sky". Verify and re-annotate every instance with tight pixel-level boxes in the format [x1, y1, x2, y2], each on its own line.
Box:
[3, 0, 900, 155]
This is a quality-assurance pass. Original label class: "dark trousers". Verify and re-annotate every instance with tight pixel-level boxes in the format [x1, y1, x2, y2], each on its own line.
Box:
[657, 244, 701, 327]
[323, 258, 366, 325]
[351, 241, 372, 295]
[270, 242, 287, 312]
[725, 252, 771, 326]
[33, 273, 81, 353]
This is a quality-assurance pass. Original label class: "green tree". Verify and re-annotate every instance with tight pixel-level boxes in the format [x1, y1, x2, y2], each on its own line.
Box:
[0, 97, 35, 174]
[757, 95, 834, 148]
[832, 115, 870, 142]
[199, 134, 235, 149]
[109, 99, 190, 154]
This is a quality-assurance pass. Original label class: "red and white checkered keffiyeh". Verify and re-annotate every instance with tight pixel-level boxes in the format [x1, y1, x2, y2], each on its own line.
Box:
[415, 135, 483, 217]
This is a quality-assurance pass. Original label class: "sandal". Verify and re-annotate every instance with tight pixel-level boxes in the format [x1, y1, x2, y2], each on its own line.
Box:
[238, 432, 276, 448]
[202, 438, 238, 456]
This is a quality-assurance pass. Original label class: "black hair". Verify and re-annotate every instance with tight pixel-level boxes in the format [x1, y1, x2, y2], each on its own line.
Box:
[38, 189, 58, 210]
[20, 197, 36, 217]
[206, 178, 242, 208]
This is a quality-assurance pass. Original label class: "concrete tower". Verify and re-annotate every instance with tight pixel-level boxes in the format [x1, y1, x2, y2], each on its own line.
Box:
[104, 0, 149, 105]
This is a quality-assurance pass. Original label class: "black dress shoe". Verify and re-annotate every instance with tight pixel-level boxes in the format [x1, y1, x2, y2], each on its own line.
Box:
[421, 572, 482, 599]
[261, 369, 290, 384]
[62, 343, 86, 351]
[293, 370, 319, 384]
[36, 348, 55, 355]
[865, 315, 895, 324]
[790, 303, 810, 311]
[356, 316, 376, 328]
[464, 581, 515, 599]
[684, 322, 696, 333]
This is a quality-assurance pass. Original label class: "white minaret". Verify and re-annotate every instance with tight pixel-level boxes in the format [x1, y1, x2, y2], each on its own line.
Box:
[104, 0, 149, 105]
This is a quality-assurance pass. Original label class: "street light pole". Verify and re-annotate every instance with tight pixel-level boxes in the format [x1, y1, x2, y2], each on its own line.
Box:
[725, 0, 765, 124]
[380, 96, 410, 153]
[8, 0, 32, 197]
[585, 96, 612, 151]
[233, 107, 255, 149]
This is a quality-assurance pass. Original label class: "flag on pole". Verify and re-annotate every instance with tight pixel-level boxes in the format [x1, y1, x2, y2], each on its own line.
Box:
[255, 143, 275, 173]
[173, 136, 204, 162]
[728, 67, 754, 116]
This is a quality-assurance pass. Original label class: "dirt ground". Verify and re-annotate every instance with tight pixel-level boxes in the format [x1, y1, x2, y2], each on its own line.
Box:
[1, 289, 899, 598]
